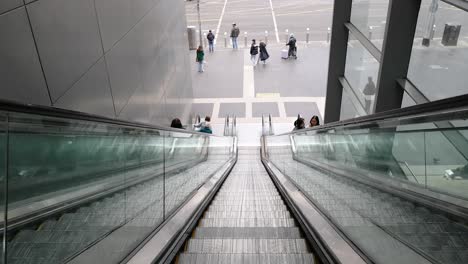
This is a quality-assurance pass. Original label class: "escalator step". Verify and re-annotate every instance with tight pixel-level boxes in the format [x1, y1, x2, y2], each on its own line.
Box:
[199, 218, 296, 228]
[178, 253, 315, 264]
[194, 227, 302, 239]
[204, 211, 291, 219]
[185, 238, 308, 254]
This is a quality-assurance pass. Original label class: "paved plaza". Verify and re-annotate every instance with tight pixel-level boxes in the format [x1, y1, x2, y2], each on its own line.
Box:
[185, 0, 468, 127]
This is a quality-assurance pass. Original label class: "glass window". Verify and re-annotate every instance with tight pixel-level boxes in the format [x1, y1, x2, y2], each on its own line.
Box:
[350, 0, 390, 50]
[344, 35, 380, 115]
[408, 0, 468, 101]
[401, 91, 417, 108]
[340, 88, 362, 120]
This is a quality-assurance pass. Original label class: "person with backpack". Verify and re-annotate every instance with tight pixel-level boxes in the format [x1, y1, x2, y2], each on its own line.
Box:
[250, 39, 259, 66]
[196, 46, 205, 73]
[259, 41, 269, 64]
[207, 30, 215, 53]
[286, 33, 297, 59]
[230, 23, 240, 49]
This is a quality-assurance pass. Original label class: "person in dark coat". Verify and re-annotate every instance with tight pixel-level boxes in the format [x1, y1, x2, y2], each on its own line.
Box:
[230, 23, 240, 49]
[250, 39, 259, 66]
[286, 34, 297, 59]
[207, 30, 215, 53]
[259, 41, 269, 64]
[363, 76, 376, 113]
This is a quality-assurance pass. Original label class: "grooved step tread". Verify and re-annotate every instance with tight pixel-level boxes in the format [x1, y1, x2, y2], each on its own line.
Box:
[178, 253, 315, 264]
[199, 218, 296, 227]
[185, 239, 309, 253]
[194, 227, 302, 239]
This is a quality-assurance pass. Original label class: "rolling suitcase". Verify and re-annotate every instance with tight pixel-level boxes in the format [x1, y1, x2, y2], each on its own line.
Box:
[281, 49, 288, 59]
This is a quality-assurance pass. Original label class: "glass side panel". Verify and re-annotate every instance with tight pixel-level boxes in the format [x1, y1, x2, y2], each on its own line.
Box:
[266, 129, 468, 264]
[345, 34, 380, 115]
[340, 86, 363, 120]
[350, 0, 390, 50]
[401, 91, 417, 108]
[408, 0, 468, 101]
[0, 113, 5, 263]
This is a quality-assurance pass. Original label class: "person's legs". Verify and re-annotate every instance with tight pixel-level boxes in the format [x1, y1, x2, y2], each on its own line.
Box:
[234, 37, 238, 49]
[231, 37, 235, 49]
[209, 43, 213, 52]
[198, 61, 203, 72]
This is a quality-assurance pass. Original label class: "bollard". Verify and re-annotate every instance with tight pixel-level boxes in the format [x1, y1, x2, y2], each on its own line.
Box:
[327, 27, 331, 43]
[285, 29, 289, 43]
[368, 26, 373, 40]
[306, 28, 310, 44]
[430, 25, 436, 40]
[224, 32, 227, 47]
[265, 31, 268, 44]
[244, 32, 248, 47]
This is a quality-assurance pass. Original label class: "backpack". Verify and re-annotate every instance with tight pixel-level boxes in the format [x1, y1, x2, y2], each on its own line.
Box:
[200, 126, 212, 134]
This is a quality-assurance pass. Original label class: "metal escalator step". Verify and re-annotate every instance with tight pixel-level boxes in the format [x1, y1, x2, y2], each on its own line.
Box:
[210, 200, 285, 206]
[194, 227, 302, 239]
[207, 204, 288, 212]
[185, 239, 308, 254]
[178, 253, 315, 264]
[204, 211, 291, 219]
[200, 218, 296, 227]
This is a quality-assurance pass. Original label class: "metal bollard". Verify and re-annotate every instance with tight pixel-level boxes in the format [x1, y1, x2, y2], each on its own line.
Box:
[244, 32, 247, 47]
[265, 31, 268, 44]
[285, 29, 289, 43]
[327, 27, 331, 43]
[224, 32, 227, 47]
[368, 26, 373, 40]
[430, 25, 436, 40]
[306, 28, 310, 44]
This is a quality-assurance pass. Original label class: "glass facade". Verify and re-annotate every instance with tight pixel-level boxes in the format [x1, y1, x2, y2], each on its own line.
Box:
[344, 36, 380, 115]
[350, 0, 390, 50]
[408, 0, 468, 101]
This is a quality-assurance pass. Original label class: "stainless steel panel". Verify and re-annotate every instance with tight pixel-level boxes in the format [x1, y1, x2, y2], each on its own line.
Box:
[0, 7, 50, 105]
[0, 0, 22, 14]
[105, 28, 142, 114]
[54, 58, 115, 118]
[94, 0, 155, 51]
[27, 0, 103, 101]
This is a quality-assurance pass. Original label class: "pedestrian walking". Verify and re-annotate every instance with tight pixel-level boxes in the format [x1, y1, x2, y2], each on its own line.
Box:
[286, 33, 297, 59]
[196, 46, 205, 72]
[363, 76, 376, 113]
[250, 39, 259, 66]
[259, 41, 269, 64]
[230, 23, 240, 49]
[207, 30, 215, 53]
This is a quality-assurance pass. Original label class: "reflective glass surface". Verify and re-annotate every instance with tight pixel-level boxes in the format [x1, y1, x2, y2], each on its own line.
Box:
[350, 0, 390, 50]
[340, 86, 364, 120]
[408, 0, 468, 101]
[0, 113, 5, 262]
[0, 110, 234, 263]
[265, 118, 468, 263]
[345, 35, 380, 115]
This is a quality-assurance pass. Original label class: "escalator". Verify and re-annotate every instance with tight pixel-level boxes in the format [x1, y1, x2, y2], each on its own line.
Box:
[177, 147, 315, 263]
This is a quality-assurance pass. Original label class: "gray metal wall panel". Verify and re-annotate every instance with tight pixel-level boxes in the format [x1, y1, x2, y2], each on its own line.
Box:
[0, 7, 50, 105]
[27, 0, 103, 101]
[54, 58, 115, 118]
[0, 0, 22, 15]
[0, 0, 193, 128]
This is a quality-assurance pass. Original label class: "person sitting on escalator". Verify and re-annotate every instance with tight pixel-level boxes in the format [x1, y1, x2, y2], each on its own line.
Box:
[199, 116, 213, 134]
[293, 116, 305, 131]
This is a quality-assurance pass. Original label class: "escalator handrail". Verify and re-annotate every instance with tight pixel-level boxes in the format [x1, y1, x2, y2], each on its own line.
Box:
[273, 93, 468, 136]
[0, 99, 223, 137]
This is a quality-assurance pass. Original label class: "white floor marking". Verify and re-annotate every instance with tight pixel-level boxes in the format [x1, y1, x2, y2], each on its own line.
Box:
[214, 0, 228, 44]
[243, 49, 255, 98]
[246, 102, 252, 118]
[268, 0, 280, 43]
[278, 102, 287, 118]
[212, 102, 220, 119]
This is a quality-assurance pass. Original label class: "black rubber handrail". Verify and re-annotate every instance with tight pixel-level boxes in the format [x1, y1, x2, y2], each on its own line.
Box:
[0, 99, 220, 137]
